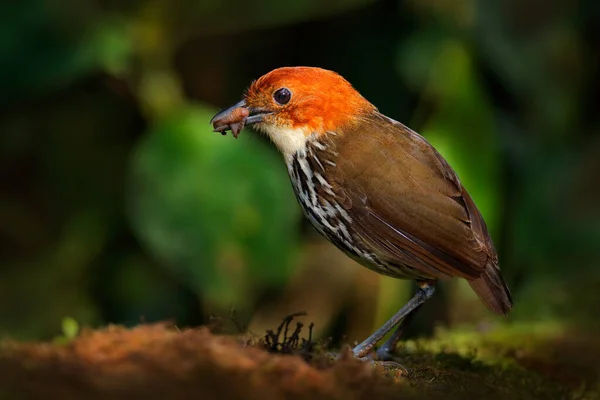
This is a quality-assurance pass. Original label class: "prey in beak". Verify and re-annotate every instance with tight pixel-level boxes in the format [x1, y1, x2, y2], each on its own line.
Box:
[210, 100, 270, 138]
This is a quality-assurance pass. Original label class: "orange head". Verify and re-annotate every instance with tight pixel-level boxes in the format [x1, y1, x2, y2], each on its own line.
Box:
[210, 67, 376, 157]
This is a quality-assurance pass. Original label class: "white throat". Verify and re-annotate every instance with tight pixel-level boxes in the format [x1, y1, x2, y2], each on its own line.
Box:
[255, 123, 309, 160]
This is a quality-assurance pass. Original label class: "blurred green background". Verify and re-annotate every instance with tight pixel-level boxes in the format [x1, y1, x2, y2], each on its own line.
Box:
[1, 0, 599, 343]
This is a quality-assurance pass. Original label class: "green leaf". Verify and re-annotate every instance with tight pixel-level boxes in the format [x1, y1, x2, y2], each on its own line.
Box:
[61, 317, 79, 340]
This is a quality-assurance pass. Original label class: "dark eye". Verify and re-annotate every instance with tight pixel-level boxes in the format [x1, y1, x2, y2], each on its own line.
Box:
[273, 87, 292, 105]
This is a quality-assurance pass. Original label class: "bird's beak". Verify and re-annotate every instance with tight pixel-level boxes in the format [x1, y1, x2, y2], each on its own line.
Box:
[210, 100, 271, 138]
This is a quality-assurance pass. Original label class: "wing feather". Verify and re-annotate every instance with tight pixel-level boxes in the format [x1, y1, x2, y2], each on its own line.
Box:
[330, 113, 494, 279]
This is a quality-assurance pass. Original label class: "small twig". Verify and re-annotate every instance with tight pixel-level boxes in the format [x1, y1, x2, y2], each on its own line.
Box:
[286, 322, 303, 351]
[263, 312, 310, 354]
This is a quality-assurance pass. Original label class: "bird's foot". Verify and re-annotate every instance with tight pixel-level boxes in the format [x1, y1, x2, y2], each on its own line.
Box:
[372, 347, 409, 374]
[363, 359, 408, 378]
[324, 347, 408, 376]
[347, 348, 409, 376]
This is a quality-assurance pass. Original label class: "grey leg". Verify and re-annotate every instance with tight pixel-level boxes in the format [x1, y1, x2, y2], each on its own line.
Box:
[352, 281, 436, 358]
[375, 304, 421, 361]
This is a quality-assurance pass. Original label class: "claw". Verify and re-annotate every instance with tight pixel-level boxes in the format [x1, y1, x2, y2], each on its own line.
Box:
[328, 348, 408, 376]
[374, 348, 409, 374]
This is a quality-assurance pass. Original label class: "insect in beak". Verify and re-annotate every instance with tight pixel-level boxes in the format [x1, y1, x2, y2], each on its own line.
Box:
[210, 100, 271, 138]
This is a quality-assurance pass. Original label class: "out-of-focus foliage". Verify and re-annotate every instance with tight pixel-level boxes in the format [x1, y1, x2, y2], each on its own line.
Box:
[0, 0, 599, 342]
[128, 105, 299, 307]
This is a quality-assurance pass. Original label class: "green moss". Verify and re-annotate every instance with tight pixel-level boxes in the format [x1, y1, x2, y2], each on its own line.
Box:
[375, 322, 599, 399]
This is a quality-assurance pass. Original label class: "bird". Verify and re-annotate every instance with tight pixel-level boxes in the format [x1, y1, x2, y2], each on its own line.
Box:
[210, 66, 512, 363]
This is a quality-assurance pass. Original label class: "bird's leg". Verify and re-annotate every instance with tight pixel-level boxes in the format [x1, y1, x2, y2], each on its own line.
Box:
[352, 281, 436, 359]
[375, 304, 421, 362]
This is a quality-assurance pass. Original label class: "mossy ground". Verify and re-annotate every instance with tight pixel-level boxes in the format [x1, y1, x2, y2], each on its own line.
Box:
[0, 318, 598, 399]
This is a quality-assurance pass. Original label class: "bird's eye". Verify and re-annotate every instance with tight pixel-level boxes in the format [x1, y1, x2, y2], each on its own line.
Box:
[273, 87, 292, 105]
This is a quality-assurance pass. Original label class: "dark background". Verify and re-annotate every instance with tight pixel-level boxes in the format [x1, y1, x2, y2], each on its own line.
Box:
[1, 0, 599, 343]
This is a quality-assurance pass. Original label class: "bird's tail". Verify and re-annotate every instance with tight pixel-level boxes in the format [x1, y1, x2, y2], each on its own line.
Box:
[468, 261, 513, 315]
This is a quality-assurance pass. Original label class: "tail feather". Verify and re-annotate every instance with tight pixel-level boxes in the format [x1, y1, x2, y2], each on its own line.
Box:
[468, 261, 513, 315]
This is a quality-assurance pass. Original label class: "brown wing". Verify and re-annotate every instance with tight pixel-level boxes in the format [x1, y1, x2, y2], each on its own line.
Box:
[330, 112, 496, 281]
